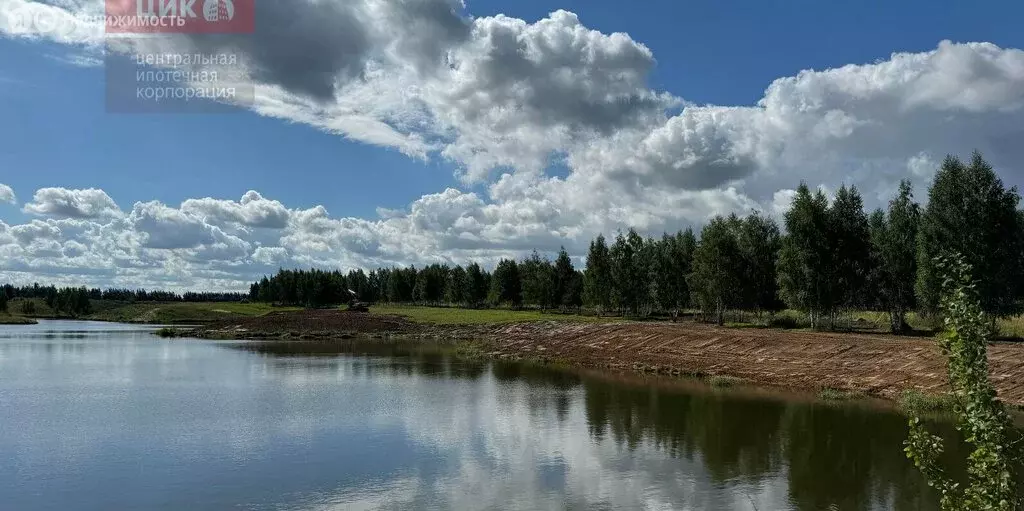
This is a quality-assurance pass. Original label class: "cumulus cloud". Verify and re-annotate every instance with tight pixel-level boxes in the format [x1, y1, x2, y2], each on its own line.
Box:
[0, 183, 15, 204]
[181, 191, 291, 229]
[4, 2, 1022, 196]
[22, 187, 123, 219]
[2, 1, 1024, 290]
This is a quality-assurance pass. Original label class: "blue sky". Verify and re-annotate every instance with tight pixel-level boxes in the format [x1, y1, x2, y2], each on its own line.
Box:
[1, 0, 1023, 289]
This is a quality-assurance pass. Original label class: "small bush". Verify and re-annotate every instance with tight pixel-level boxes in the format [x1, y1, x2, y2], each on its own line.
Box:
[708, 375, 741, 388]
[899, 389, 954, 413]
[767, 314, 800, 329]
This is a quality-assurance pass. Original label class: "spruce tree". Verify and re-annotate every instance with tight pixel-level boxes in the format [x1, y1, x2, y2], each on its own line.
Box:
[917, 152, 1024, 320]
[583, 235, 613, 315]
[553, 247, 576, 310]
[609, 232, 636, 315]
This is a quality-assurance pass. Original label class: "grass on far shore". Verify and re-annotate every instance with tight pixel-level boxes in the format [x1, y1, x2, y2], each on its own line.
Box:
[371, 304, 617, 325]
[86, 301, 300, 324]
[0, 313, 37, 325]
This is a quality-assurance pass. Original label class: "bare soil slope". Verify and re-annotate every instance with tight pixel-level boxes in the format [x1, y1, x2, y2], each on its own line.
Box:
[482, 321, 1024, 405]
[200, 309, 418, 339]
[192, 309, 1024, 405]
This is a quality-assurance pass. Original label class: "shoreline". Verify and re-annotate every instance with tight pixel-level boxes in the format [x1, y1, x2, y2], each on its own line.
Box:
[183, 309, 1024, 408]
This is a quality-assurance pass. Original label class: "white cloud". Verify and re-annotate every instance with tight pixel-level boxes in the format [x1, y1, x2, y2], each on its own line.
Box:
[2, 2, 1024, 290]
[23, 187, 123, 219]
[0, 183, 15, 204]
[181, 191, 291, 229]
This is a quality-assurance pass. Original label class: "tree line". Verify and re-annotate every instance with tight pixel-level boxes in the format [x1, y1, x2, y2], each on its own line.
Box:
[249, 250, 586, 311]
[1, 284, 248, 304]
[0, 284, 250, 317]
[250, 151, 1024, 333]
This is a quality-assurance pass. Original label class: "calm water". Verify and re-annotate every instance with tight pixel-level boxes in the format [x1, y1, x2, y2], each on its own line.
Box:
[0, 320, 965, 510]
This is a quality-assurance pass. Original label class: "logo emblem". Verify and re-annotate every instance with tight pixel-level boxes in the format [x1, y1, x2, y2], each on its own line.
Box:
[202, 0, 234, 22]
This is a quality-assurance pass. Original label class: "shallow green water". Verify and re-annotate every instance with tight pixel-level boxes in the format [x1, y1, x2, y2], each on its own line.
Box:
[0, 320, 970, 510]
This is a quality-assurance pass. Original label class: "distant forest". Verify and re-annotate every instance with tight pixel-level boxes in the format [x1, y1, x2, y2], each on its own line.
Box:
[0, 285, 247, 317]
[250, 151, 1024, 334]
[4, 152, 1022, 335]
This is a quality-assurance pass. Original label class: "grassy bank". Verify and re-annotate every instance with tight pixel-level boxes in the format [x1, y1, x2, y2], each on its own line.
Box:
[85, 302, 299, 324]
[0, 313, 37, 325]
[371, 304, 615, 325]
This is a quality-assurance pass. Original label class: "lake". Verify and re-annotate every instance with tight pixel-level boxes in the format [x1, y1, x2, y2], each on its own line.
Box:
[0, 320, 961, 510]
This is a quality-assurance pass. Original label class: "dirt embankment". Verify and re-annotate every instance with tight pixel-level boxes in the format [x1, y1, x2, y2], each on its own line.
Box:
[191, 310, 1024, 406]
[197, 309, 420, 339]
[480, 321, 1024, 405]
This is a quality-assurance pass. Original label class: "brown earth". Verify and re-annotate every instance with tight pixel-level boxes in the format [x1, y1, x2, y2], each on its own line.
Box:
[482, 321, 1024, 406]
[190, 310, 1024, 406]
[198, 309, 419, 339]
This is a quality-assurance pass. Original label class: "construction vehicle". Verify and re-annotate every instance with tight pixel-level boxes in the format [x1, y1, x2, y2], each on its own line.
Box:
[345, 289, 370, 312]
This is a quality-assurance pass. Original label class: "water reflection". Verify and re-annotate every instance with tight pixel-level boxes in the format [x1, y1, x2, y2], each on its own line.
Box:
[0, 324, 995, 510]
[232, 339, 967, 510]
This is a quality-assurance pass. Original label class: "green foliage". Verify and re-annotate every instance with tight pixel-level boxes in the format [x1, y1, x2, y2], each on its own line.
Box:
[155, 327, 180, 338]
[830, 185, 872, 310]
[520, 251, 556, 309]
[917, 152, 1024, 319]
[553, 247, 579, 310]
[20, 299, 36, 315]
[252, 268, 353, 307]
[444, 265, 468, 305]
[490, 259, 523, 307]
[777, 183, 874, 329]
[0, 291, 6, 313]
[583, 234, 613, 314]
[690, 216, 744, 325]
[708, 375, 741, 388]
[735, 212, 783, 313]
[690, 213, 782, 324]
[870, 180, 921, 333]
[414, 264, 449, 305]
[655, 229, 696, 318]
[777, 183, 833, 328]
[904, 255, 1022, 510]
[899, 389, 954, 413]
[609, 230, 649, 315]
[465, 263, 490, 307]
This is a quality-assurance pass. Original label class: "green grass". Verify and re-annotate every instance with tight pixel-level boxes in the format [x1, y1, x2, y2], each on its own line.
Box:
[372, 304, 616, 325]
[818, 387, 859, 401]
[708, 375, 742, 388]
[899, 389, 955, 413]
[0, 313, 37, 324]
[86, 302, 299, 324]
[997, 315, 1024, 339]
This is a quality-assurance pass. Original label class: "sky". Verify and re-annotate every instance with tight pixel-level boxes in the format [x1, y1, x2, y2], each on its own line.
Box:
[0, 0, 1023, 291]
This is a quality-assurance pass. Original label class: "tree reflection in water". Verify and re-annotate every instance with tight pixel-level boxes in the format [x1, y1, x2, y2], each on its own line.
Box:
[232, 339, 983, 510]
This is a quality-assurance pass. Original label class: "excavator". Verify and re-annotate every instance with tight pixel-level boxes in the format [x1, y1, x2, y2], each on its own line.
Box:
[345, 289, 370, 312]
